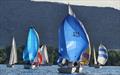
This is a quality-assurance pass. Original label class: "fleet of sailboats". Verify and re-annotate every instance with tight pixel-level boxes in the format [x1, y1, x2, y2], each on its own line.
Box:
[2, 4, 110, 74]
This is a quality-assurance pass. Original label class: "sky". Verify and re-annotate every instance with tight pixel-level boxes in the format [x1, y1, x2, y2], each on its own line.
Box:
[31, 0, 120, 10]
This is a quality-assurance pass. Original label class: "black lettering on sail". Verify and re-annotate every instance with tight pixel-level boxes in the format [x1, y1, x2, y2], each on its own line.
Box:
[73, 32, 80, 37]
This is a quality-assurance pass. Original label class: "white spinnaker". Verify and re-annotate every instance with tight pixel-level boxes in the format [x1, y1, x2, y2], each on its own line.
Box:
[31, 0, 120, 10]
[40, 45, 49, 64]
[9, 37, 17, 65]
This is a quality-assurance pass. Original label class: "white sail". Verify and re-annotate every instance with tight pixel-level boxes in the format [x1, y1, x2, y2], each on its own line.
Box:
[68, 4, 75, 17]
[9, 37, 17, 65]
[93, 47, 97, 65]
[40, 45, 49, 64]
[97, 44, 108, 65]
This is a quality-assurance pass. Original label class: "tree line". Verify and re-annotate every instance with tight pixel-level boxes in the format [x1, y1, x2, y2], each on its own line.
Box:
[0, 46, 120, 66]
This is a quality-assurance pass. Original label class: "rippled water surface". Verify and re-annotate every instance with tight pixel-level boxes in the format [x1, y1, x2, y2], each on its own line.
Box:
[0, 65, 120, 75]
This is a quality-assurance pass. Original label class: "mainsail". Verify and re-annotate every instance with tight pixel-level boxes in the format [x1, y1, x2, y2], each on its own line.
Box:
[58, 5, 89, 62]
[23, 26, 40, 63]
[40, 45, 49, 64]
[93, 47, 97, 65]
[97, 44, 108, 65]
[9, 37, 17, 65]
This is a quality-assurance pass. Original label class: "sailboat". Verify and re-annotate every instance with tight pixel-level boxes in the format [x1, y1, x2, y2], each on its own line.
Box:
[23, 26, 40, 69]
[33, 45, 50, 66]
[7, 37, 17, 67]
[97, 44, 108, 68]
[57, 5, 90, 73]
[33, 48, 43, 67]
[92, 44, 108, 68]
[40, 45, 49, 65]
[79, 47, 91, 72]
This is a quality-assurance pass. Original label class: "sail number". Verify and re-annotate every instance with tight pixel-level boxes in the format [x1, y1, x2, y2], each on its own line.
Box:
[73, 32, 80, 37]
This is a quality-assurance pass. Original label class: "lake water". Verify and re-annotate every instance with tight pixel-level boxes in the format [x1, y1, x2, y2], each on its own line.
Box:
[0, 65, 120, 75]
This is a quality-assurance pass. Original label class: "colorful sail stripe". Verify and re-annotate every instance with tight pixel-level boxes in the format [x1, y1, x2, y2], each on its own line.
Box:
[83, 52, 89, 59]
[98, 54, 108, 59]
[99, 48, 107, 52]
[97, 44, 108, 65]
[80, 48, 91, 65]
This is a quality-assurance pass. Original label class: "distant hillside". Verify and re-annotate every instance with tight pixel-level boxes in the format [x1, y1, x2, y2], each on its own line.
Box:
[0, 0, 120, 49]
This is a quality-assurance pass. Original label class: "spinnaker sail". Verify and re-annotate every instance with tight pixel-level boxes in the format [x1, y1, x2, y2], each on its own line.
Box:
[33, 48, 42, 65]
[97, 44, 108, 65]
[23, 26, 40, 63]
[58, 5, 89, 62]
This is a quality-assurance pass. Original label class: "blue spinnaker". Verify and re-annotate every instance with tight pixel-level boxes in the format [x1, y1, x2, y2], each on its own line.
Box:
[23, 26, 39, 63]
[59, 15, 89, 62]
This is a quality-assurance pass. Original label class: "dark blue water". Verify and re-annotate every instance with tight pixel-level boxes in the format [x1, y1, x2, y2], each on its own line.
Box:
[0, 65, 120, 75]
